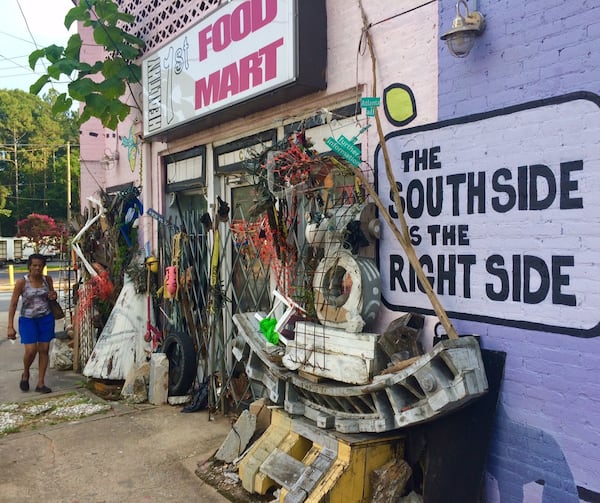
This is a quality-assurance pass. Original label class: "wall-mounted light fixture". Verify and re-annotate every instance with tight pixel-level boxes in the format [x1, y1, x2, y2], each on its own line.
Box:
[440, 0, 486, 58]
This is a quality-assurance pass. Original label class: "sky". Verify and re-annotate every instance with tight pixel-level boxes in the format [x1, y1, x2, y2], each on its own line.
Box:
[0, 0, 77, 95]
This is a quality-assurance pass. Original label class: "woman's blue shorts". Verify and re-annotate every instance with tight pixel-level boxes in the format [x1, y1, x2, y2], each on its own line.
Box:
[18, 312, 55, 344]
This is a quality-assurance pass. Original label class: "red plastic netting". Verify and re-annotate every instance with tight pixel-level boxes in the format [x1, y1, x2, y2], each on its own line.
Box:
[77, 271, 114, 313]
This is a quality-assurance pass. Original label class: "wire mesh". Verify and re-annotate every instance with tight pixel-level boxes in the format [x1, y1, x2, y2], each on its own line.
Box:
[156, 141, 377, 412]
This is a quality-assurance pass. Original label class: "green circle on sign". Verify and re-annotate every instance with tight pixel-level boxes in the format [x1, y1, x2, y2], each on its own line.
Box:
[384, 84, 417, 127]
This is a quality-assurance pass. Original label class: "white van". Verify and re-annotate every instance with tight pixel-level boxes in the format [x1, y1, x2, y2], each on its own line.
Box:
[0, 237, 26, 266]
[21, 240, 61, 263]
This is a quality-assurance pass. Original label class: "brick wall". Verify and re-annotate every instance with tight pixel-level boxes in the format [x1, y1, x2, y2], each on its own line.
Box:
[435, 1, 600, 501]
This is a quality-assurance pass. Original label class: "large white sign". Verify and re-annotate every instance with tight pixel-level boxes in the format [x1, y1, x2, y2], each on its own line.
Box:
[142, 0, 295, 137]
[377, 93, 600, 337]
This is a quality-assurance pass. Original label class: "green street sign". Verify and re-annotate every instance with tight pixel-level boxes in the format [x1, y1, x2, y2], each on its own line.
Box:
[361, 97, 381, 108]
[325, 137, 362, 167]
[361, 97, 380, 117]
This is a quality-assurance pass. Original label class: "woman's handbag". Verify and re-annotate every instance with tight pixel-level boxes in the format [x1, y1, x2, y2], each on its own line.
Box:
[49, 299, 65, 320]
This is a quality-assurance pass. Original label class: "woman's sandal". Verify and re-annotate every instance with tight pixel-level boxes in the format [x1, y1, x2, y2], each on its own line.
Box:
[19, 376, 29, 392]
[35, 385, 52, 394]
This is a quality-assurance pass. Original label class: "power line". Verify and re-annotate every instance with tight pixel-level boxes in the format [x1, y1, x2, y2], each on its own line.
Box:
[0, 30, 34, 46]
[0, 53, 32, 74]
[16, 0, 41, 53]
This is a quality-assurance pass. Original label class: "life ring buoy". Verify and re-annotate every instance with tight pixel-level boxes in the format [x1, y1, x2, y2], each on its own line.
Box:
[312, 251, 380, 332]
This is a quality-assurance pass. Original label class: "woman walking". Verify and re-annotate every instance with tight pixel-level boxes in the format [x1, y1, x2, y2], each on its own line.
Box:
[7, 253, 57, 393]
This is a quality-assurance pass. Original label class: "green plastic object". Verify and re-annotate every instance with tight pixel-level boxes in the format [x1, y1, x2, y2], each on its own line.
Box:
[259, 317, 279, 345]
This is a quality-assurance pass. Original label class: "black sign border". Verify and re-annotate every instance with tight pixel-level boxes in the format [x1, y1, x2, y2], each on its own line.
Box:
[375, 91, 600, 338]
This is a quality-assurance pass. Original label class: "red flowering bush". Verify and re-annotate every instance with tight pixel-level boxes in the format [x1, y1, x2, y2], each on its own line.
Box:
[16, 213, 68, 253]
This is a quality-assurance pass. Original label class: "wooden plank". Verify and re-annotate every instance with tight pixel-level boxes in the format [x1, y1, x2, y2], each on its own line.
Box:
[260, 448, 308, 490]
[286, 346, 372, 384]
[82, 276, 151, 380]
[298, 370, 326, 383]
[295, 321, 379, 358]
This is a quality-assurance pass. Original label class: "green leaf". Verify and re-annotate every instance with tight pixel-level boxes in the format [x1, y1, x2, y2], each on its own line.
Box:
[28, 49, 45, 70]
[44, 45, 66, 64]
[102, 58, 122, 79]
[85, 93, 109, 113]
[64, 34, 83, 60]
[79, 106, 92, 124]
[65, 3, 92, 29]
[121, 31, 145, 50]
[94, 0, 120, 22]
[54, 58, 80, 77]
[68, 78, 97, 100]
[30, 75, 51, 95]
[98, 77, 126, 99]
[52, 94, 73, 114]
[47, 64, 63, 81]
[124, 64, 142, 83]
[94, 26, 129, 50]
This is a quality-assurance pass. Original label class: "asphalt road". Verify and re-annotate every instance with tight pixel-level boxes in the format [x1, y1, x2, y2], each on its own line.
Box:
[0, 269, 77, 313]
[0, 267, 76, 283]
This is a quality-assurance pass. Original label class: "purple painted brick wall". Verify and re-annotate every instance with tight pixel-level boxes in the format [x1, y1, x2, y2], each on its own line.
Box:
[439, 0, 599, 119]
[438, 1, 600, 501]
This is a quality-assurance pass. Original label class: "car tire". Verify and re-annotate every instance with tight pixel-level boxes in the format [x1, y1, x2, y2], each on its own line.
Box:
[160, 332, 196, 396]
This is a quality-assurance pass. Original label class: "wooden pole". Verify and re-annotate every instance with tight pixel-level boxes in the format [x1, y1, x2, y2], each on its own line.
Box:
[67, 142, 72, 225]
[357, 2, 459, 339]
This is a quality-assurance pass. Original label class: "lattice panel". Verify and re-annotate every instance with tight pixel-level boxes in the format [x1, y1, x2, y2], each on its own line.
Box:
[117, 0, 221, 55]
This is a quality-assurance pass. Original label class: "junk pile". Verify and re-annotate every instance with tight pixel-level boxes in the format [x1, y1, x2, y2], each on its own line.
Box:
[67, 188, 152, 389]
[232, 196, 488, 432]
[207, 131, 496, 502]
[68, 187, 210, 405]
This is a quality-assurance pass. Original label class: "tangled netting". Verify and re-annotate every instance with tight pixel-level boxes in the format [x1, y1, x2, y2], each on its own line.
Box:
[77, 271, 114, 314]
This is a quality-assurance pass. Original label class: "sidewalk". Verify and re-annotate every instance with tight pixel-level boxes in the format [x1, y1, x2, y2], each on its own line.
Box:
[0, 298, 234, 502]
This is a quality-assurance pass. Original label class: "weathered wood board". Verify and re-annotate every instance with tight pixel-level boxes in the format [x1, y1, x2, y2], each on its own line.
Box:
[83, 275, 151, 379]
[283, 321, 381, 384]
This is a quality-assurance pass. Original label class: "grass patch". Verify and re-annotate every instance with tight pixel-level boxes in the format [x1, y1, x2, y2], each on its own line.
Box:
[0, 392, 112, 436]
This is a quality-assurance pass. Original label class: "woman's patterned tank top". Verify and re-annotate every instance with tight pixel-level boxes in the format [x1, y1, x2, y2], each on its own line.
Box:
[21, 275, 51, 318]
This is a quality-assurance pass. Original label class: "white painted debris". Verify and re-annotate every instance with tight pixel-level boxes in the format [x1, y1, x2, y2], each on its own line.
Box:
[167, 395, 191, 405]
[148, 353, 169, 405]
[215, 410, 257, 463]
[83, 274, 151, 379]
[121, 362, 150, 403]
[50, 338, 73, 370]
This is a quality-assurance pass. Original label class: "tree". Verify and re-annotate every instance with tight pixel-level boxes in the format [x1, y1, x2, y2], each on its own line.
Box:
[17, 213, 67, 253]
[29, 0, 145, 130]
[0, 90, 79, 234]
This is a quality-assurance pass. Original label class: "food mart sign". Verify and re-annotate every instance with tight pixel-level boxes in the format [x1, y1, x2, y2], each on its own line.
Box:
[141, 0, 326, 139]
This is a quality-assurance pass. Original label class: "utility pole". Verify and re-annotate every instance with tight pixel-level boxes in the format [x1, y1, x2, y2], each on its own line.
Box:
[12, 130, 18, 213]
[67, 142, 72, 224]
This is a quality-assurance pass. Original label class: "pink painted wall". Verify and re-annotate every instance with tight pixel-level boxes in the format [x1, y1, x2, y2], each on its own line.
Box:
[78, 24, 141, 211]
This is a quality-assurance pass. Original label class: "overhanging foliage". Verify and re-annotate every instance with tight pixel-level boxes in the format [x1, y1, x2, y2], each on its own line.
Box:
[29, 0, 145, 129]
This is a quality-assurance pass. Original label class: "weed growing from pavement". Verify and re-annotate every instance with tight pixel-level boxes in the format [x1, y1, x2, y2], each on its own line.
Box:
[0, 392, 112, 436]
